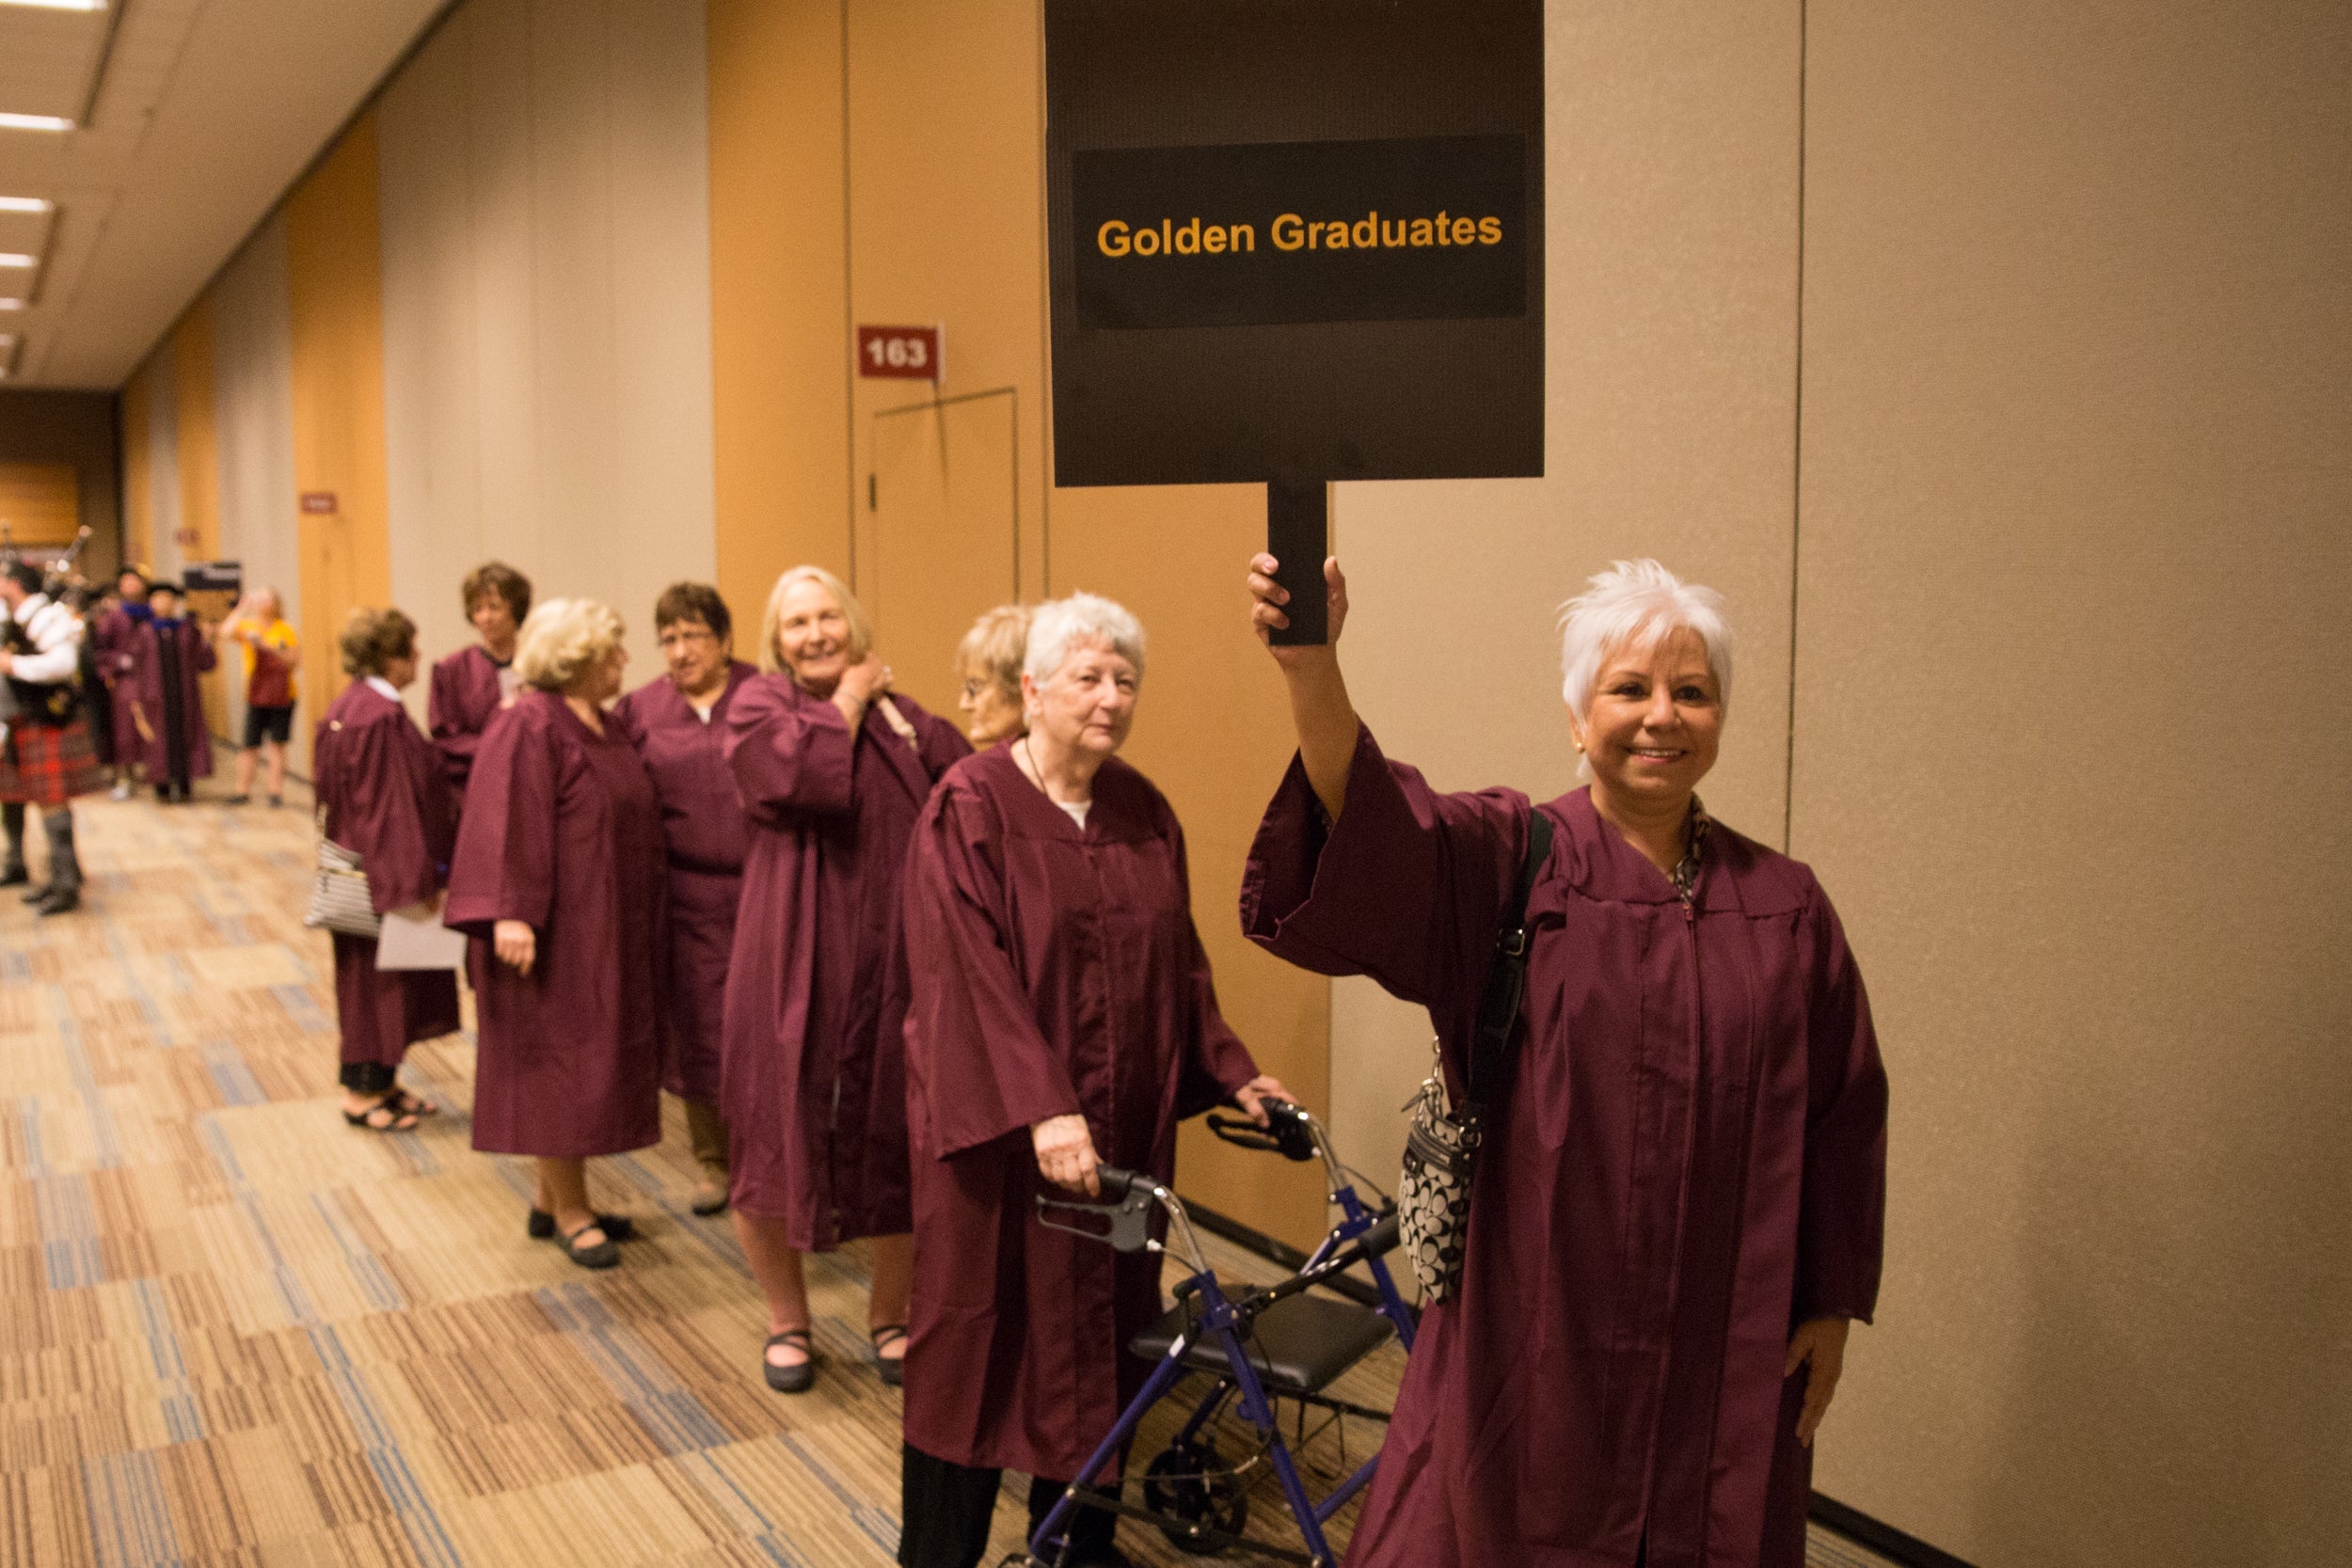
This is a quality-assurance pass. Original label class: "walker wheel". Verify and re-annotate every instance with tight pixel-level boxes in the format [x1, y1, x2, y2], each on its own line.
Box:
[1142, 1437, 1249, 1554]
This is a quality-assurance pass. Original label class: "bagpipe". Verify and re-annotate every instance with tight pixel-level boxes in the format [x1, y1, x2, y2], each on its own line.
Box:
[1, 525, 95, 723]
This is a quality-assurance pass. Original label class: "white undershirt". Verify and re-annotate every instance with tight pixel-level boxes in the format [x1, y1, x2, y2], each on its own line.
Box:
[1057, 799, 1090, 829]
[365, 676, 401, 702]
[690, 698, 716, 722]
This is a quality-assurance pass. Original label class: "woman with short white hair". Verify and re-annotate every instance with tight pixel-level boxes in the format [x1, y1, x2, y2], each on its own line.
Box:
[446, 596, 667, 1270]
[721, 565, 969, 1392]
[897, 591, 1295, 1568]
[1242, 554, 1888, 1568]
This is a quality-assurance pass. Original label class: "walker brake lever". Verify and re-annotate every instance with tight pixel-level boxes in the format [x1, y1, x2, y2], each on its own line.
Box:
[1033, 1170, 1157, 1254]
[1206, 1099, 1318, 1163]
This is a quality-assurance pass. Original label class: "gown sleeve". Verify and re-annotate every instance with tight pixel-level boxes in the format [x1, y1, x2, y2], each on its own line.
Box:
[442, 709, 560, 936]
[915, 705, 975, 783]
[1167, 808, 1263, 1117]
[1793, 881, 1889, 1325]
[903, 786, 1084, 1159]
[1241, 723, 1528, 1018]
[428, 659, 480, 784]
[330, 715, 445, 914]
[723, 678, 858, 819]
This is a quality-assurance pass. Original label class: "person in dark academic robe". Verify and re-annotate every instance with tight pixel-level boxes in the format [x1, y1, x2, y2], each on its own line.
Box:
[94, 571, 151, 794]
[428, 560, 531, 809]
[129, 582, 216, 800]
[1239, 554, 1888, 1568]
[720, 565, 969, 1394]
[612, 581, 756, 1216]
[444, 596, 665, 1271]
[896, 592, 1290, 1568]
[313, 608, 460, 1132]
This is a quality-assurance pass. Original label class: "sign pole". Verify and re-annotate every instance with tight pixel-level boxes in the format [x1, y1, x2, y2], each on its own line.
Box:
[1265, 481, 1329, 646]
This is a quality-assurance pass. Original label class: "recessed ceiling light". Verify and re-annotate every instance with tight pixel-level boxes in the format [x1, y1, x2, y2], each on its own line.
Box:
[0, 300, 22, 310]
[0, 115, 76, 133]
[0, 198, 54, 214]
[0, 255, 37, 269]
[0, 2, 108, 12]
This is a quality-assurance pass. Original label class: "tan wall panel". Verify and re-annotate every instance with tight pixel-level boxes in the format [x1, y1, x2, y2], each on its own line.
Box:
[1328, 0, 1804, 1220]
[119, 359, 156, 573]
[1797, 3, 2352, 1561]
[0, 463, 79, 545]
[286, 114, 394, 733]
[211, 214, 303, 759]
[169, 299, 231, 738]
[708, 0, 853, 620]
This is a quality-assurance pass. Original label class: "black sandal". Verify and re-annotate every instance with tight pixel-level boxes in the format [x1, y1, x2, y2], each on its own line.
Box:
[554, 1219, 621, 1270]
[764, 1329, 815, 1394]
[385, 1088, 439, 1118]
[342, 1099, 420, 1133]
[870, 1324, 908, 1388]
[690, 1181, 729, 1218]
[528, 1208, 637, 1242]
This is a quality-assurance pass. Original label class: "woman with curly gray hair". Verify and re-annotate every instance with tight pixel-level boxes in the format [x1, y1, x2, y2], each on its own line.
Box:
[446, 597, 667, 1270]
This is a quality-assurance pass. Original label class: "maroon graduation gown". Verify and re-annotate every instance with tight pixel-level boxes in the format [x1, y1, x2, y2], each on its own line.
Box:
[1240, 728, 1887, 1568]
[719, 675, 969, 1247]
[94, 607, 145, 764]
[612, 661, 756, 1104]
[129, 618, 215, 779]
[427, 644, 507, 807]
[445, 689, 666, 1159]
[900, 745, 1262, 1481]
[312, 682, 461, 1068]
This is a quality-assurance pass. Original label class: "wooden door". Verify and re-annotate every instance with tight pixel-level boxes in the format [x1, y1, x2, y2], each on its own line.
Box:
[859, 388, 1020, 721]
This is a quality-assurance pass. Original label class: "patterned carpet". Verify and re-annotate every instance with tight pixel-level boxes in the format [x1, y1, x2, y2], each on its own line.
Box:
[0, 784, 1897, 1568]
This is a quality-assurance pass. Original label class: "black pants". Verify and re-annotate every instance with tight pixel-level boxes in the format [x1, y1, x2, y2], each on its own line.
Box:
[340, 1061, 399, 1095]
[898, 1442, 1120, 1568]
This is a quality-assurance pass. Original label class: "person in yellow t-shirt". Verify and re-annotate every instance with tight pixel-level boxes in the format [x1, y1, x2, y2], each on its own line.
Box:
[217, 587, 300, 806]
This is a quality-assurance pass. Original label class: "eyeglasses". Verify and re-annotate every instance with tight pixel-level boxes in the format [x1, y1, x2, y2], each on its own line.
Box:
[659, 626, 719, 648]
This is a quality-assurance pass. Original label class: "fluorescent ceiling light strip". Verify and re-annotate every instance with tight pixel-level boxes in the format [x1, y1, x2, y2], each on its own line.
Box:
[0, 254, 37, 268]
[0, 2, 108, 12]
[0, 115, 75, 133]
[0, 300, 24, 310]
[0, 198, 54, 214]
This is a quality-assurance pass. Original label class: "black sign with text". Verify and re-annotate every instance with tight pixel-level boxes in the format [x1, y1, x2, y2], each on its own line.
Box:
[1074, 135, 1529, 330]
[1047, 0, 1544, 487]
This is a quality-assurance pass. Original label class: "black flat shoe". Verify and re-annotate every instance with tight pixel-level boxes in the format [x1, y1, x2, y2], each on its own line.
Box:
[342, 1099, 420, 1133]
[690, 1183, 729, 1217]
[763, 1329, 815, 1393]
[870, 1325, 908, 1388]
[20, 882, 48, 905]
[0, 863, 26, 888]
[528, 1208, 636, 1242]
[555, 1220, 620, 1270]
[35, 886, 79, 917]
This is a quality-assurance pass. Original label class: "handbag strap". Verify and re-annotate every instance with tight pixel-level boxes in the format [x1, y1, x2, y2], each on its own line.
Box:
[1465, 805, 1554, 1109]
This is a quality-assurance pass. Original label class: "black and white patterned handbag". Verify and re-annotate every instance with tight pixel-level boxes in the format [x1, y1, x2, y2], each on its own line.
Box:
[303, 809, 381, 939]
[1396, 807, 1551, 1304]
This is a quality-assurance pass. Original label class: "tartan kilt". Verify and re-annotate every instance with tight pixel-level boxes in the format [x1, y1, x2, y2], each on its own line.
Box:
[0, 718, 110, 807]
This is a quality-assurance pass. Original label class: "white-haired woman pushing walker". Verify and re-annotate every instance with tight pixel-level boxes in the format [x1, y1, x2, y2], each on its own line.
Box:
[1241, 554, 1888, 1568]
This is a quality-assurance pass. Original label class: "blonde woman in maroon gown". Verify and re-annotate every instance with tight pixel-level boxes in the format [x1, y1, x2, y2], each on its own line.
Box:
[446, 597, 665, 1270]
[313, 608, 459, 1132]
[952, 604, 1029, 746]
[720, 565, 968, 1391]
[1241, 554, 1887, 1568]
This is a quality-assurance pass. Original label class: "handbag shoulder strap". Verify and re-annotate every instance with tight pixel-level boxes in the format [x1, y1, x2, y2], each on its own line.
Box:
[1466, 804, 1554, 1108]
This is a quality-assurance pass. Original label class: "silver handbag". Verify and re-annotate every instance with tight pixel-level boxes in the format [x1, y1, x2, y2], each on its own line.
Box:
[1395, 808, 1551, 1304]
[304, 825, 381, 939]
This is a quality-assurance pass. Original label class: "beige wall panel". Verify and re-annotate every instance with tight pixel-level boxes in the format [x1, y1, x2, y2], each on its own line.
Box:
[1797, 4, 2352, 1561]
[1329, 0, 1804, 1212]
[0, 464, 79, 545]
[707, 0, 854, 617]
[119, 358, 157, 573]
[210, 214, 303, 754]
[380, 7, 489, 682]
[845, 0, 1049, 619]
[144, 346, 182, 582]
[379, 0, 716, 696]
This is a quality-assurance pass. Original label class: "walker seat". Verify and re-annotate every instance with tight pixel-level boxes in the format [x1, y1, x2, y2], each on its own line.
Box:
[1128, 1292, 1396, 1398]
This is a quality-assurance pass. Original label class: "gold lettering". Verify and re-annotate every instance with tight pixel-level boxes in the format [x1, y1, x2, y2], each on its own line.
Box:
[1097, 219, 1131, 257]
[1307, 221, 1321, 249]
[1175, 217, 1201, 255]
[1271, 214, 1303, 250]
[1452, 216, 1478, 245]
[1231, 223, 1255, 251]
[1408, 217, 1434, 246]
[1203, 225, 1228, 254]
[1352, 213, 1378, 247]
[1325, 221, 1350, 250]
[1435, 210, 1451, 245]
[1477, 215, 1502, 245]
[1161, 218, 1172, 254]
[1133, 224, 1161, 256]
[1381, 218, 1406, 246]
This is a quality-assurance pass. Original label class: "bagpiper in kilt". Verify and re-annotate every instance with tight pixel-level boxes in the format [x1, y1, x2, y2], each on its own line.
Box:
[1, 562, 103, 916]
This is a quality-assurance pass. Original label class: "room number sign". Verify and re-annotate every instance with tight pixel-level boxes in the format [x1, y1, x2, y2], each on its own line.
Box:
[856, 325, 943, 382]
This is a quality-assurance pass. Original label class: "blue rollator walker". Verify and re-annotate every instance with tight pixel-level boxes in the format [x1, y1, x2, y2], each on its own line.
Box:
[1019, 1101, 1415, 1567]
